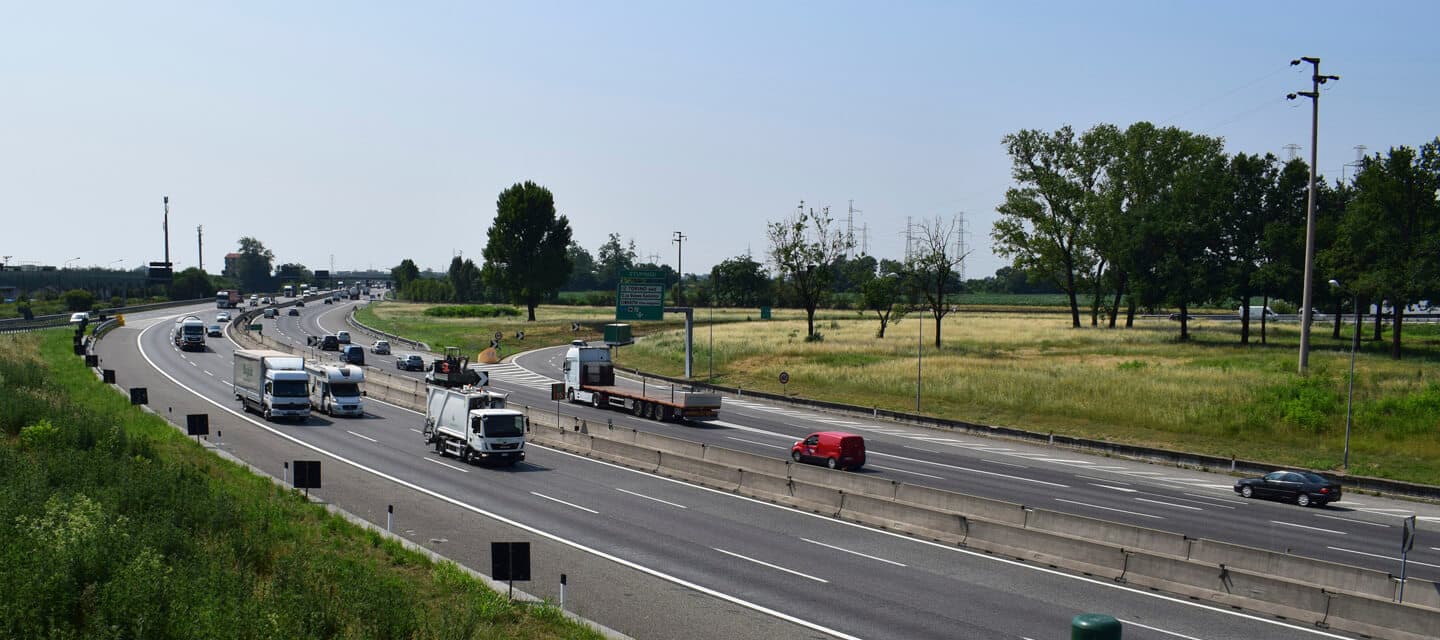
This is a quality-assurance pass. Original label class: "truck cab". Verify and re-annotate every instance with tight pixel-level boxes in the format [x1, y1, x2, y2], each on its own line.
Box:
[422, 387, 525, 466]
[173, 315, 207, 351]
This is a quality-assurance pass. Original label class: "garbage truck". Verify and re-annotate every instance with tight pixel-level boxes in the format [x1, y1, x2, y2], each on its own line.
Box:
[305, 363, 365, 417]
[233, 349, 311, 421]
[421, 386, 525, 466]
[563, 341, 721, 421]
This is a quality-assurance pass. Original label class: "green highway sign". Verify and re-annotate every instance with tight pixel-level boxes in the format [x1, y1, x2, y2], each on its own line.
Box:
[616, 268, 665, 321]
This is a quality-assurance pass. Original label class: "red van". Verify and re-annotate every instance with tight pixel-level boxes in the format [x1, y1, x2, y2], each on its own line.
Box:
[791, 431, 866, 470]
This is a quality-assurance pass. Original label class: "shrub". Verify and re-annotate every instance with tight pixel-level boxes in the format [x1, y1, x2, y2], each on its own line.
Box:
[422, 305, 522, 318]
[19, 418, 62, 449]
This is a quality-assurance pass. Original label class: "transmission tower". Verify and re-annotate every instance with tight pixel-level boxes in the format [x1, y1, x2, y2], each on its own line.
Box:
[1342, 144, 1368, 182]
[846, 200, 862, 257]
[1284, 143, 1302, 161]
[954, 211, 968, 282]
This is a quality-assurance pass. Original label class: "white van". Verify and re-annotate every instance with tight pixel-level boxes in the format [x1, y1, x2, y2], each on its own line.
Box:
[1238, 306, 1279, 320]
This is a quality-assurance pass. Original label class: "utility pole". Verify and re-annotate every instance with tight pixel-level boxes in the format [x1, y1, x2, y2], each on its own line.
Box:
[671, 231, 687, 306]
[1288, 56, 1340, 375]
[846, 200, 862, 257]
[955, 211, 968, 283]
[162, 196, 171, 268]
[197, 225, 203, 273]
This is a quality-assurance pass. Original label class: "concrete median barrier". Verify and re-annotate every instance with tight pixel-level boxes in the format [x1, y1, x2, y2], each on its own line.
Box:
[963, 519, 1126, 579]
[893, 483, 1027, 526]
[703, 445, 790, 478]
[634, 430, 706, 459]
[657, 455, 742, 491]
[737, 471, 792, 502]
[1120, 551, 1332, 618]
[789, 464, 898, 500]
[788, 482, 845, 516]
[1187, 537, 1400, 601]
[589, 437, 658, 470]
[839, 492, 967, 542]
[1328, 592, 1440, 640]
[1024, 509, 1189, 558]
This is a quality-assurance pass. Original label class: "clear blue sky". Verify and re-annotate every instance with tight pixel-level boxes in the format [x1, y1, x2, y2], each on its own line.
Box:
[4, 1, 1436, 281]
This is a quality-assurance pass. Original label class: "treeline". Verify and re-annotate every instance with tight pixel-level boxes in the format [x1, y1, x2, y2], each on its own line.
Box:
[993, 123, 1439, 357]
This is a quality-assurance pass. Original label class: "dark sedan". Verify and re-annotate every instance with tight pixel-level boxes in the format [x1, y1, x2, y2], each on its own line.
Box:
[1235, 470, 1342, 507]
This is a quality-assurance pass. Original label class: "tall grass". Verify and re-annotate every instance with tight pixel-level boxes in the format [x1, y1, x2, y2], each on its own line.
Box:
[0, 330, 603, 640]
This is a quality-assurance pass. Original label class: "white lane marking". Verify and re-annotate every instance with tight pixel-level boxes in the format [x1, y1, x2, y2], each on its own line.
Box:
[870, 451, 1068, 487]
[616, 487, 687, 509]
[347, 430, 377, 443]
[1078, 475, 1128, 484]
[1118, 618, 1205, 640]
[423, 457, 469, 473]
[1091, 483, 1138, 493]
[204, 370, 214, 376]
[980, 458, 1028, 468]
[1183, 492, 1246, 505]
[866, 464, 944, 480]
[1271, 521, 1345, 535]
[408, 428, 421, 434]
[189, 360, 198, 367]
[1313, 514, 1391, 528]
[1146, 494, 1234, 510]
[726, 436, 786, 449]
[1432, 547, 1440, 552]
[903, 445, 942, 454]
[531, 491, 599, 514]
[1135, 497, 1203, 511]
[1327, 546, 1440, 569]
[713, 548, 828, 583]
[801, 537, 907, 567]
[1026, 457, 1093, 465]
[1055, 498, 1164, 519]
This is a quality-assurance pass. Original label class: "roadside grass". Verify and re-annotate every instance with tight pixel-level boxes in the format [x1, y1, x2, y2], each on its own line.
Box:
[357, 302, 1440, 484]
[0, 330, 604, 640]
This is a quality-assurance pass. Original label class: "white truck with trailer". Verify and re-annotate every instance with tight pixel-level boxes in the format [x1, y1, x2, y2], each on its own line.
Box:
[305, 363, 365, 417]
[172, 315, 207, 351]
[421, 386, 526, 466]
[233, 349, 312, 421]
[563, 341, 721, 422]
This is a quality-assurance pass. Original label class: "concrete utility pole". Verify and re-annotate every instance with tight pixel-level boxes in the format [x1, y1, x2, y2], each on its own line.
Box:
[197, 225, 203, 272]
[1287, 56, 1340, 375]
[672, 230, 687, 305]
[162, 196, 171, 268]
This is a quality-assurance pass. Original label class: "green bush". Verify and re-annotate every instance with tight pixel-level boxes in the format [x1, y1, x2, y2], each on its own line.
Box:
[423, 304, 522, 318]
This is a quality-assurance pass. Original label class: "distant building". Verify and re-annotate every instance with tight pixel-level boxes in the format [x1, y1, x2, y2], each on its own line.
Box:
[223, 253, 241, 277]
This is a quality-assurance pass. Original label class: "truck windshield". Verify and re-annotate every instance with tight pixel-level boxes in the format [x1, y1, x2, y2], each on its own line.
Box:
[476, 415, 524, 438]
[272, 380, 308, 397]
[183, 325, 204, 336]
[330, 382, 360, 397]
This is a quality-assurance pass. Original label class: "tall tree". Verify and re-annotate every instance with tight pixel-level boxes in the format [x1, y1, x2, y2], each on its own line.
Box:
[861, 274, 903, 338]
[908, 216, 971, 348]
[710, 254, 772, 307]
[168, 267, 215, 300]
[594, 233, 637, 291]
[391, 259, 420, 294]
[482, 181, 574, 320]
[1220, 153, 1281, 344]
[234, 237, 275, 293]
[564, 241, 599, 291]
[274, 263, 313, 285]
[448, 256, 484, 302]
[767, 203, 851, 337]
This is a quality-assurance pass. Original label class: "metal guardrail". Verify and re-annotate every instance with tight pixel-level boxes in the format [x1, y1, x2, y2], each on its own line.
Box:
[345, 306, 429, 352]
[0, 298, 212, 334]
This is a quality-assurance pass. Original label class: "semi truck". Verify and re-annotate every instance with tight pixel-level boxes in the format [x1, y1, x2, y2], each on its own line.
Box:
[563, 341, 722, 422]
[233, 349, 311, 421]
[172, 315, 207, 351]
[421, 386, 525, 466]
[282, 284, 294, 297]
[216, 289, 242, 308]
[305, 363, 365, 417]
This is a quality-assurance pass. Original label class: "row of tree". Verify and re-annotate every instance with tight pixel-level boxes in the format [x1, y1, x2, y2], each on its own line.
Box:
[992, 122, 1440, 358]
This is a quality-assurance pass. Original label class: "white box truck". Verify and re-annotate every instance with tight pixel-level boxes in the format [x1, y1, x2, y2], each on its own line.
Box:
[305, 363, 365, 417]
[172, 315, 207, 351]
[563, 341, 721, 422]
[421, 386, 525, 466]
[233, 349, 311, 421]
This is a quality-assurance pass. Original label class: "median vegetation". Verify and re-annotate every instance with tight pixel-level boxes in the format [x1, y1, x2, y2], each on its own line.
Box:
[0, 330, 603, 640]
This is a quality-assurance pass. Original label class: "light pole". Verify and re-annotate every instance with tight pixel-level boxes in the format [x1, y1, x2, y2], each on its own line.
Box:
[1289, 57, 1340, 374]
[64, 257, 81, 269]
[1328, 279, 1359, 472]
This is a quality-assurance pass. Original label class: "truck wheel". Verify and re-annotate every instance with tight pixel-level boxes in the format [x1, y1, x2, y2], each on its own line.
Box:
[593, 393, 605, 409]
[567, 388, 575, 403]
[632, 401, 643, 416]
[263, 408, 272, 421]
[827, 457, 839, 470]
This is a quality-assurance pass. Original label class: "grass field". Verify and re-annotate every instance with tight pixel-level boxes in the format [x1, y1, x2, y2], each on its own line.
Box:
[362, 300, 1440, 484]
[0, 330, 603, 640]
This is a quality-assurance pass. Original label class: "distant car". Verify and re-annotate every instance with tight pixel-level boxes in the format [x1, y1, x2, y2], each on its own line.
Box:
[319, 335, 340, 351]
[1168, 312, 1193, 321]
[295, 299, 305, 307]
[324, 296, 334, 304]
[287, 308, 300, 316]
[263, 308, 278, 318]
[1235, 470, 1342, 507]
[69, 312, 91, 324]
[207, 324, 223, 337]
[215, 311, 231, 322]
[339, 344, 365, 365]
[396, 354, 425, 371]
[791, 431, 866, 471]
[261, 297, 273, 304]
[336, 330, 351, 344]
[371, 340, 391, 355]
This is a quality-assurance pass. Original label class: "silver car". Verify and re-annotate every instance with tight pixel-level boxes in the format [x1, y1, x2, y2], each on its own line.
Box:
[371, 340, 391, 355]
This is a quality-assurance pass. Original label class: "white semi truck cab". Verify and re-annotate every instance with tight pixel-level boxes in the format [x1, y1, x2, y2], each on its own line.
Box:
[233, 349, 311, 421]
[305, 363, 365, 417]
[422, 386, 525, 466]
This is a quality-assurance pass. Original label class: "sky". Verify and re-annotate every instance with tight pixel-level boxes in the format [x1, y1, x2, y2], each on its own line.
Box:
[3, 1, 1437, 281]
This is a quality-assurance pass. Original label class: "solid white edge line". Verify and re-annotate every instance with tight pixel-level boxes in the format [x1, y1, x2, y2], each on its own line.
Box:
[136, 316, 1355, 640]
[979, 458, 1029, 468]
[1134, 497, 1203, 511]
[422, 457, 469, 473]
[1270, 520, 1346, 535]
[346, 430, 377, 443]
[800, 538, 907, 567]
[725, 436, 786, 449]
[1326, 546, 1440, 569]
[531, 491, 600, 515]
[1055, 498, 1165, 519]
[1078, 475, 1129, 484]
[1313, 514, 1391, 528]
[870, 451, 1067, 487]
[615, 487, 687, 509]
[713, 547, 828, 583]
[865, 464, 945, 480]
[1118, 618, 1206, 640]
[1090, 483, 1138, 493]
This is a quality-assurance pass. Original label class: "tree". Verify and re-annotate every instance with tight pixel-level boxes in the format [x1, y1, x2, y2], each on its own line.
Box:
[908, 216, 971, 348]
[168, 267, 214, 300]
[234, 237, 275, 293]
[830, 254, 879, 293]
[448, 256, 483, 302]
[481, 181, 574, 321]
[565, 241, 599, 291]
[861, 275, 903, 338]
[61, 289, 95, 312]
[1219, 153, 1281, 344]
[767, 202, 851, 337]
[711, 254, 772, 307]
[994, 125, 1117, 328]
[274, 263, 312, 284]
[595, 233, 636, 290]
[391, 259, 420, 294]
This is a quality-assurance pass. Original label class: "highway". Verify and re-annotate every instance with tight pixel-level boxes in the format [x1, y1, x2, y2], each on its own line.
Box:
[91, 296, 1427, 639]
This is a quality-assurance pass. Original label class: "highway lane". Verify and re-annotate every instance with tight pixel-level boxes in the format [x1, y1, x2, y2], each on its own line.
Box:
[119, 304, 1370, 640]
[299, 299, 1440, 584]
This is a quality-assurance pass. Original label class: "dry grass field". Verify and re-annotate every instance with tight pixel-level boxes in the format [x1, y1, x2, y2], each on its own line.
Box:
[361, 302, 1440, 484]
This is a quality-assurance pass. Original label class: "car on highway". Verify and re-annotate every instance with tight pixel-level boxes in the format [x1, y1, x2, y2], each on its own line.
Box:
[287, 308, 300, 316]
[336, 330, 351, 344]
[791, 431, 866, 471]
[396, 354, 425, 371]
[207, 324, 223, 337]
[323, 296, 333, 304]
[339, 345, 365, 365]
[262, 308, 277, 318]
[319, 335, 340, 351]
[295, 299, 305, 307]
[1234, 470, 1342, 507]
[370, 340, 391, 355]
[215, 311, 230, 322]
[69, 312, 92, 324]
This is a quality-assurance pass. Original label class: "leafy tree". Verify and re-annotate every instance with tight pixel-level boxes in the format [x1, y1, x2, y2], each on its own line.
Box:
[767, 203, 851, 337]
[391, 259, 420, 293]
[168, 267, 214, 300]
[481, 181, 574, 320]
[1219, 153, 1281, 344]
[448, 257, 484, 302]
[234, 237, 275, 293]
[565, 241, 599, 291]
[830, 254, 879, 293]
[861, 275, 903, 337]
[595, 233, 636, 290]
[402, 277, 453, 303]
[274, 263, 312, 284]
[61, 289, 94, 312]
[710, 254, 772, 307]
[907, 216, 971, 347]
